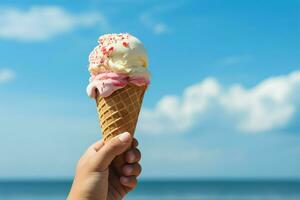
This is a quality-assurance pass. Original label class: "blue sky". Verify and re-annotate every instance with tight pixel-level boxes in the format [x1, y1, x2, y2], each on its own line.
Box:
[0, 0, 299, 179]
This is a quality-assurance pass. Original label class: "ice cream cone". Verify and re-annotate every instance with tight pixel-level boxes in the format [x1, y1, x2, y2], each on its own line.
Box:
[86, 33, 150, 176]
[95, 83, 147, 174]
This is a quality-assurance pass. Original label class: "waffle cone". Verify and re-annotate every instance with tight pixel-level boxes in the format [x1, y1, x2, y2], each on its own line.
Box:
[95, 84, 147, 174]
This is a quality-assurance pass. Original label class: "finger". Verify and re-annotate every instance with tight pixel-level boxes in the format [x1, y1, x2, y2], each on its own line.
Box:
[125, 148, 141, 164]
[120, 176, 137, 189]
[91, 132, 132, 171]
[90, 140, 104, 152]
[84, 140, 104, 157]
[122, 163, 142, 176]
[132, 138, 138, 147]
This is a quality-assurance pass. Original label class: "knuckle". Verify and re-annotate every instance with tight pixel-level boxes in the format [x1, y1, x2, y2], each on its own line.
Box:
[136, 163, 142, 174]
[105, 140, 120, 154]
[135, 148, 141, 157]
[133, 138, 139, 146]
[133, 149, 141, 161]
[108, 139, 119, 148]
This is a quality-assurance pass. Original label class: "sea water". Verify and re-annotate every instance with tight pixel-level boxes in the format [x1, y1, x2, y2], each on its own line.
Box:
[0, 180, 300, 200]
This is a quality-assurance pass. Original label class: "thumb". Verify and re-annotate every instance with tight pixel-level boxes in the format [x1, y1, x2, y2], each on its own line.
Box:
[92, 132, 132, 171]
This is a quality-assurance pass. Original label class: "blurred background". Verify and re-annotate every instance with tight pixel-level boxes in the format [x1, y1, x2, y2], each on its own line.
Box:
[0, 0, 299, 199]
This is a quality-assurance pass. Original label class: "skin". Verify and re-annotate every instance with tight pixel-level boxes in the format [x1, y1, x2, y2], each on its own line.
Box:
[67, 132, 142, 200]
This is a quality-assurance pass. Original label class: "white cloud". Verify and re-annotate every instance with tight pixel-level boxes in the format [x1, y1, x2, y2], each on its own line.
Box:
[0, 69, 15, 83]
[0, 6, 108, 41]
[153, 23, 168, 34]
[139, 2, 186, 35]
[138, 71, 300, 134]
[140, 13, 169, 35]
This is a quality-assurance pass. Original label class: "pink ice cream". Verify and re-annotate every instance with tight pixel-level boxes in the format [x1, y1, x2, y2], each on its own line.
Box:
[87, 33, 150, 98]
[87, 72, 150, 98]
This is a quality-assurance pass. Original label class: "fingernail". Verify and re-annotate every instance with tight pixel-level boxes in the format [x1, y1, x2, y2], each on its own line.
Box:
[119, 132, 131, 143]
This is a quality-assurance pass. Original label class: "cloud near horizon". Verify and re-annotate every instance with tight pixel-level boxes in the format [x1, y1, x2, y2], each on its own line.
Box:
[0, 6, 108, 41]
[138, 71, 300, 134]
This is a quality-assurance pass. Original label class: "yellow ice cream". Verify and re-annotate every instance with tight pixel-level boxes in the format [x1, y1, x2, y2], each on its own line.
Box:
[89, 33, 149, 78]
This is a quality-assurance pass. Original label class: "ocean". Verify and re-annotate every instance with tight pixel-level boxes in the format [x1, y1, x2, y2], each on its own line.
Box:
[0, 180, 300, 200]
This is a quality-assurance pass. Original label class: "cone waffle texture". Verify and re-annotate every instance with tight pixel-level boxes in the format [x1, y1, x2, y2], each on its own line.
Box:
[96, 84, 147, 141]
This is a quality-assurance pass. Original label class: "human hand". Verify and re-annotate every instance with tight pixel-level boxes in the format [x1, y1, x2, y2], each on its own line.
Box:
[67, 132, 142, 200]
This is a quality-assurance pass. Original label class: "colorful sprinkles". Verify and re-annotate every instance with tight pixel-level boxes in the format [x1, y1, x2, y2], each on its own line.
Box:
[89, 33, 132, 69]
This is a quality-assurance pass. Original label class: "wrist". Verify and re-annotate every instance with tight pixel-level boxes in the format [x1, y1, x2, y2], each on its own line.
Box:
[67, 171, 109, 200]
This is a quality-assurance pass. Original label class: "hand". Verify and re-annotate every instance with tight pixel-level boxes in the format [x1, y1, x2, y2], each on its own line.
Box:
[67, 132, 142, 200]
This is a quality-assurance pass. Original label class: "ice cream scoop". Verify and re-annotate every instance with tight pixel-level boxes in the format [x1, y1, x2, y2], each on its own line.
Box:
[87, 33, 150, 98]
[87, 72, 149, 98]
